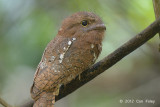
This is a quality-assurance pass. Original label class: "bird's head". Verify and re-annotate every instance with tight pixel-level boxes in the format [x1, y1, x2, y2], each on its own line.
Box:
[58, 12, 106, 44]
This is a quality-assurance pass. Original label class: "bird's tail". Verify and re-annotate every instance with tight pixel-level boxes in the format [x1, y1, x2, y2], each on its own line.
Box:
[33, 92, 55, 107]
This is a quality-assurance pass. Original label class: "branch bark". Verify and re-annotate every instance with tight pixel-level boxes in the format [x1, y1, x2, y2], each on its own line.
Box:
[0, 97, 12, 107]
[153, 0, 160, 19]
[20, 17, 160, 107]
[152, 0, 160, 51]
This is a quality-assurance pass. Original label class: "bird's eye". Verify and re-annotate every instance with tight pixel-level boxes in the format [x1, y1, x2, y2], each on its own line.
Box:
[81, 20, 88, 27]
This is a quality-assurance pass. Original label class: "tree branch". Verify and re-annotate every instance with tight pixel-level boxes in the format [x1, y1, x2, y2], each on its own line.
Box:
[152, 0, 160, 51]
[20, 17, 160, 107]
[0, 97, 12, 107]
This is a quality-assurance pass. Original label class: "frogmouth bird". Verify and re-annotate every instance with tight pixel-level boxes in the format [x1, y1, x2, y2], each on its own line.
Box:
[30, 11, 106, 107]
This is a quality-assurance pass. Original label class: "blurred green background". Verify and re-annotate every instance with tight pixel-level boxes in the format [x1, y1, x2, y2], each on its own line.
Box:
[0, 0, 160, 107]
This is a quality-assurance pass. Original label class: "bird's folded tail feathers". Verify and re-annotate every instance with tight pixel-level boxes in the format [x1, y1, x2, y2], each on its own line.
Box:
[30, 84, 43, 100]
[33, 92, 55, 107]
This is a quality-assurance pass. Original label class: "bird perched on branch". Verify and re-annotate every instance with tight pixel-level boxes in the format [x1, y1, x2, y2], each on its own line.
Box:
[30, 11, 106, 107]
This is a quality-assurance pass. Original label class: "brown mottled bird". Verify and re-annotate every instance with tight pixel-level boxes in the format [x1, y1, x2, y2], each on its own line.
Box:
[30, 12, 106, 107]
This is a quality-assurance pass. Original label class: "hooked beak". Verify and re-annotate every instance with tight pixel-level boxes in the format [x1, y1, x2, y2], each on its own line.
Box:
[94, 24, 106, 30]
[86, 23, 106, 31]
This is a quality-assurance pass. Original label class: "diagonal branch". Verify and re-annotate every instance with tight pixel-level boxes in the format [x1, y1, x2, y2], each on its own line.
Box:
[21, 17, 160, 107]
[152, 0, 160, 51]
[0, 97, 12, 107]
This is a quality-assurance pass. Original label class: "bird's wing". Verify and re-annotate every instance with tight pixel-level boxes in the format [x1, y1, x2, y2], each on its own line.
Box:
[30, 36, 72, 100]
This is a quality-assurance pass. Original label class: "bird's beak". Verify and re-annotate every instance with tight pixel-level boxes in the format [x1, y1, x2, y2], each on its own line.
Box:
[86, 23, 106, 31]
[95, 24, 106, 30]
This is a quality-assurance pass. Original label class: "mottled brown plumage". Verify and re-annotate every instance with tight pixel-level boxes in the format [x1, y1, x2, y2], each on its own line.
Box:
[30, 11, 106, 107]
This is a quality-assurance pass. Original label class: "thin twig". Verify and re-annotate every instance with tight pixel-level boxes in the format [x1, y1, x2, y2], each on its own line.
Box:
[0, 97, 12, 107]
[21, 17, 160, 107]
[152, 0, 160, 51]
